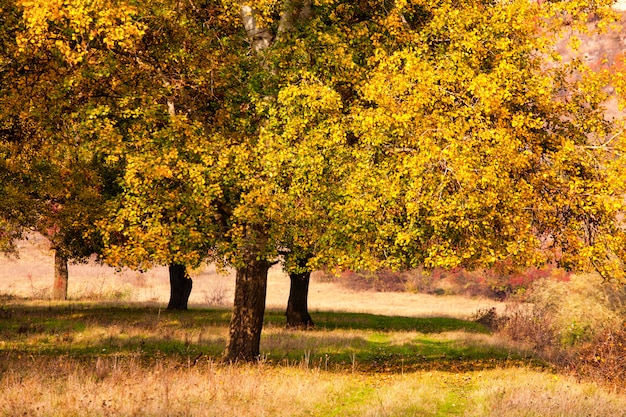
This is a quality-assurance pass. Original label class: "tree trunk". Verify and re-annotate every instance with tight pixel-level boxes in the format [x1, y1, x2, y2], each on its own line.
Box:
[286, 270, 314, 328]
[225, 259, 271, 362]
[52, 249, 68, 300]
[167, 263, 193, 310]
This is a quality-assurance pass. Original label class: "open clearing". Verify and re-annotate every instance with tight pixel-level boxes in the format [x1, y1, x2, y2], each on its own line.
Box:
[1, 236, 625, 417]
[0, 234, 503, 318]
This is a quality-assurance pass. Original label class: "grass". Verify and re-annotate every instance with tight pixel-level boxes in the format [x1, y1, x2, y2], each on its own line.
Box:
[1, 301, 624, 416]
[0, 304, 507, 370]
[1, 354, 624, 416]
[1, 239, 625, 416]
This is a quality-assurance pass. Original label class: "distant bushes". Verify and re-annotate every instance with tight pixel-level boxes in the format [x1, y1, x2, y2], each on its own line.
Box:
[325, 269, 423, 293]
[323, 263, 571, 301]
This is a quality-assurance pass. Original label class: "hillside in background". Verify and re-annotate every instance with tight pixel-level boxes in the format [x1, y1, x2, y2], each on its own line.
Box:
[558, 10, 626, 119]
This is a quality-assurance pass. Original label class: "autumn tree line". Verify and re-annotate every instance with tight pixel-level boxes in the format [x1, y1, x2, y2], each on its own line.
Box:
[1, 0, 626, 361]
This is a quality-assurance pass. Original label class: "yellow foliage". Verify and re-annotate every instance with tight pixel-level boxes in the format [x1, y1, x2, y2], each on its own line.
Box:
[17, 0, 145, 64]
[6, 0, 626, 280]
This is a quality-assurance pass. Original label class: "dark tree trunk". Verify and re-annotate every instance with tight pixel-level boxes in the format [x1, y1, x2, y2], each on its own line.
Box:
[167, 263, 193, 310]
[286, 270, 314, 328]
[225, 259, 271, 362]
[52, 249, 68, 300]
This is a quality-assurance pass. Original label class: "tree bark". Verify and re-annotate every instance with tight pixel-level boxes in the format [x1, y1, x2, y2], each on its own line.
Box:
[240, 4, 273, 52]
[225, 259, 271, 362]
[241, 0, 312, 53]
[167, 263, 193, 310]
[277, 0, 312, 36]
[52, 249, 68, 300]
[286, 270, 314, 328]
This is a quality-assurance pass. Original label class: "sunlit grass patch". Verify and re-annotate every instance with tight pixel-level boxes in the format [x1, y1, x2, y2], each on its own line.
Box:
[261, 326, 539, 373]
[2, 358, 622, 417]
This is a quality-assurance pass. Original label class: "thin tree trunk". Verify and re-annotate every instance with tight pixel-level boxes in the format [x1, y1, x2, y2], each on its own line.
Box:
[240, 4, 274, 52]
[286, 270, 314, 328]
[225, 259, 271, 362]
[167, 263, 193, 310]
[52, 249, 68, 300]
[277, 0, 312, 36]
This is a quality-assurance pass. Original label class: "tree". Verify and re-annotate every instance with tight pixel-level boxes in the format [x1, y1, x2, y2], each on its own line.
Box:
[0, 1, 48, 254]
[192, 0, 626, 359]
[42, 161, 108, 300]
[8, 0, 626, 362]
[99, 108, 224, 309]
[7, 0, 235, 306]
[284, 254, 314, 328]
[0, 0, 131, 299]
[263, 76, 357, 328]
[221, 0, 381, 357]
[328, 0, 626, 280]
[91, 0, 236, 310]
[0, 116, 35, 254]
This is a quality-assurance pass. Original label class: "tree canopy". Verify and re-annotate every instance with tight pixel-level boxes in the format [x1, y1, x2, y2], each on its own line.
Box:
[330, 0, 626, 281]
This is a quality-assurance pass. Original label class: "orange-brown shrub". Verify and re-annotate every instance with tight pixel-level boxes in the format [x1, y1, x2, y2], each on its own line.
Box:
[497, 303, 559, 351]
[571, 323, 626, 390]
[491, 276, 626, 391]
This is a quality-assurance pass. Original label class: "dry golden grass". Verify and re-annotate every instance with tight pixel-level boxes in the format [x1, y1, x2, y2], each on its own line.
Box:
[0, 357, 333, 417]
[1, 356, 625, 417]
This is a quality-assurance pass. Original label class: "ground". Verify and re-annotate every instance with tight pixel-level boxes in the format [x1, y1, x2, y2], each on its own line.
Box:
[1, 235, 625, 417]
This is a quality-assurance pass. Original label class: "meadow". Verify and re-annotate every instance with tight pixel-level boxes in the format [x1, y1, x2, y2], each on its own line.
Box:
[1, 236, 625, 417]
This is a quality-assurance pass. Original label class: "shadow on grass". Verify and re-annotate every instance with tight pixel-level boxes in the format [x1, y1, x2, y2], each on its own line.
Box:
[0, 303, 487, 332]
[0, 303, 541, 373]
[265, 310, 489, 333]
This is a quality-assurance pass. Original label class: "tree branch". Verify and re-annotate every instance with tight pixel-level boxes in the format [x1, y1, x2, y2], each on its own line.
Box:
[240, 4, 273, 52]
[277, 0, 312, 38]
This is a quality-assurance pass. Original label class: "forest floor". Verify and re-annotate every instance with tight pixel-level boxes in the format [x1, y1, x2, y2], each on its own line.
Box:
[1, 235, 625, 416]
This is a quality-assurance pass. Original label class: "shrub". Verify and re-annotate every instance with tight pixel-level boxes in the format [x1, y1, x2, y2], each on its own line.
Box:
[498, 303, 559, 351]
[205, 284, 228, 306]
[338, 267, 441, 294]
[325, 264, 571, 300]
[494, 275, 626, 390]
[525, 274, 623, 347]
[441, 263, 570, 301]
[573, 323, 626, 390]
[401, 266, 436, 294]
[498, 275, 624, 351]
[336, 269, 408, 292]
[471, 307, 505, 331]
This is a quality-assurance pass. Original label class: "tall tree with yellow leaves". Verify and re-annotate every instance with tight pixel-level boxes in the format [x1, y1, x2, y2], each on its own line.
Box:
[1, 0, 145, 299]
[328, 0, 626, 281]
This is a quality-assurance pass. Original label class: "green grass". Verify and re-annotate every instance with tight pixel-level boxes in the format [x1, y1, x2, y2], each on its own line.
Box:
[0, 301, 624, 417]
[0, 302, 534, 374]
[313, 383, 377, 417]
[264, 310, 489, 333]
